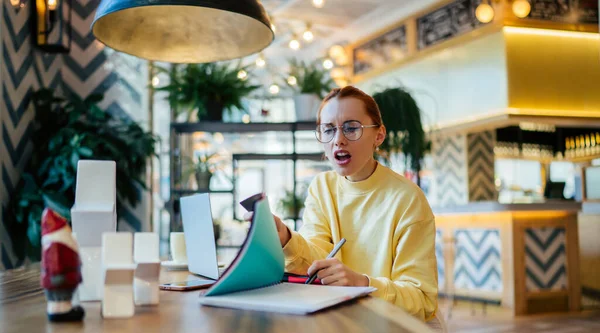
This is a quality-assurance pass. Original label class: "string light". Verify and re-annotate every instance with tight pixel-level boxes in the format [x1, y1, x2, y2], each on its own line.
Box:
[269, 84, 280, 95]
[255, 53, 266, 67]
[287, 76, 297, 86]
[312, 0, 324, 8]
[289, 37, 300, 50]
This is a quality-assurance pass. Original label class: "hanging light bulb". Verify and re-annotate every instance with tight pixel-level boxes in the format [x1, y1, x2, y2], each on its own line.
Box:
[47, 0, 58, 11]
[303, 23, 314, 42]
[289, 37, 301, 50]
[237, 69, 248, 80]
[475, 1, 494, 23]
[312, 0, 324, 8]
[10, 0, 21, 8]
[255, 53, 266, 67]
[512, 0, 531, 18]
[322, 58, 334, 70]
[242, 114, 251, 124]
[269, 84, 280, 95]
[287, 76, 297, 86]
[151, 76, 160, 87]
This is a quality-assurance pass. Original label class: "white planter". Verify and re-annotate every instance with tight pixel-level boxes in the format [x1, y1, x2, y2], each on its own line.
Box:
[293, 94, 321, 121]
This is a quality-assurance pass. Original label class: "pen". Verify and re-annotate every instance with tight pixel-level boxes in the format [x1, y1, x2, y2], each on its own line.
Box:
[305, 238, 346, 285]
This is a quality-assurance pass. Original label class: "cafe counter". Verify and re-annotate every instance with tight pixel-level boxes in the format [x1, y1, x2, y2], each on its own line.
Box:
[433, 201, 581, 315]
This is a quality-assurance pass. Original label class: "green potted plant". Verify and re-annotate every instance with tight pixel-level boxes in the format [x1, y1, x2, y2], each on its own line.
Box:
[182, 152, 222, 190]
[372, 87, 430, 186]
[285, 58, 336, 121]
[156, 61, 261, 122]
[5, 89, 157, 261]
[277, 188, 307, 219]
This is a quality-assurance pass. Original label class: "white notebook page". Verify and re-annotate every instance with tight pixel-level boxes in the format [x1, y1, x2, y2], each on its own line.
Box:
[198, 283, 376, 315]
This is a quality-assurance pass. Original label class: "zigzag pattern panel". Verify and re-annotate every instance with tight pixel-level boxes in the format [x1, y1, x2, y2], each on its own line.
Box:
[62, 0, 149, 232]
[1, 0, 62, 270]
[432, 134, 467, 207]
[525, 228, 567, 291]
[453, 229, 502, 292]
[467, 131, 497, 201]
[435, 229, 445, 291]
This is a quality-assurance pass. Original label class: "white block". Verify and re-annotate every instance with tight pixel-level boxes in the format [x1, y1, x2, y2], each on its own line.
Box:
[78, 246, 103, 302]
[102, 232, 136, 318]
[71, 160, 117, 247]
[133, 233, 160, 306]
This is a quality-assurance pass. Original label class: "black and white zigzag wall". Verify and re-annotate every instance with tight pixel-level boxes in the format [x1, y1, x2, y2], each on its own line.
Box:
[432, 134, 468, 207]
[1, 0, 149, 270]
[467, 130, 497, 202]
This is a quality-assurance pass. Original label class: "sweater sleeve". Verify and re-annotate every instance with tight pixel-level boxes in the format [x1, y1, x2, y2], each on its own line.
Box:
[282, 181, 333, 275]
[366, 217, 439, 322]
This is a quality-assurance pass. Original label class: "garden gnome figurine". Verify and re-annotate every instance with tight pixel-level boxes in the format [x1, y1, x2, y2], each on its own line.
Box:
[40, 208, 85, 322]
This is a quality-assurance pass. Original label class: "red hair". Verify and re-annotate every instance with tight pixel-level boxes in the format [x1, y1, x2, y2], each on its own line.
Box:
[317, 86, 383, 126]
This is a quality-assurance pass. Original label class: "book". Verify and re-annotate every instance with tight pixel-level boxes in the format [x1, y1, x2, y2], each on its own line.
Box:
[199, 197, 376, 314]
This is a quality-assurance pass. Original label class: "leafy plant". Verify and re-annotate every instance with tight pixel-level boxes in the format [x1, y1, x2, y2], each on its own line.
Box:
[181, 152, 222, 180]
[285, 58, 335, 99]
[372, 87, 430, 186]
[277, 187, 307, 219]
[5, 89, 157, 261]
[155, 62, 261, 121]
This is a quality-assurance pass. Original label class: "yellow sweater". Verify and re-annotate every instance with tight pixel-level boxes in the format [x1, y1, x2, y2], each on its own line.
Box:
[283, 162, 438, 321]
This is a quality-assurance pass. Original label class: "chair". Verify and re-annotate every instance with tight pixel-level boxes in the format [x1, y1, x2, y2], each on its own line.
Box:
[101, 232, 136, 318]
[133, 233, 161, 306]
[71, 160, 118, 301]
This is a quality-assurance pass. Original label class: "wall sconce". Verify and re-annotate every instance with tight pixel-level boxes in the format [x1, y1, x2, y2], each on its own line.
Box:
[34, 0, 72, 53]
[10, 0, 25, 8]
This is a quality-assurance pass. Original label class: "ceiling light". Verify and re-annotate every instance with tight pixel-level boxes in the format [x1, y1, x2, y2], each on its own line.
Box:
[512, 0, 531, 18]
[47, 0, 58, 11]
[475, 2, 494, 23]
[303, 30, 314, 42]
[289, 38, 300, 50]
[269, 84, 280, 95]
[255, 54, 266, 67]
[92, 0, 274, 63]
[312, 0, 324, 8]
[237, 70, 248, 80]
[151, 76, 160, 87]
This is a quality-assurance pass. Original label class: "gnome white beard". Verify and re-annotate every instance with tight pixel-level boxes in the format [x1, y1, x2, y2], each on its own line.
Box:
[42, 226, 79, 252]
[47, 301, 72, 314]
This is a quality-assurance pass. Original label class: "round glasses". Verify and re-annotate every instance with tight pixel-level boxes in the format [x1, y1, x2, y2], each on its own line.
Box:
[315, 121, 380, 143]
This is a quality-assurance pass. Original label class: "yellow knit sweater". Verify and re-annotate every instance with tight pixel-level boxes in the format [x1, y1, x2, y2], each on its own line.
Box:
[283, 162, 438, 321]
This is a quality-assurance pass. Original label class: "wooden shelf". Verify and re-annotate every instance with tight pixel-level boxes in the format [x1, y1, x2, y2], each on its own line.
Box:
[171, 121, 317, 134]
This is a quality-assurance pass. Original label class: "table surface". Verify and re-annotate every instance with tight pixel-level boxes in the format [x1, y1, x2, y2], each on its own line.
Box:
[0, 264, 433, 333]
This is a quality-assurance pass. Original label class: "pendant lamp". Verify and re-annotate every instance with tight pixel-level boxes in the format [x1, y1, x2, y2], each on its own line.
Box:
[91, 0, 274, 63]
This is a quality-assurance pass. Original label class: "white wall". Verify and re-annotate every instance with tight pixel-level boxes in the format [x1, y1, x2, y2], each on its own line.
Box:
[356, 32, 509, 130]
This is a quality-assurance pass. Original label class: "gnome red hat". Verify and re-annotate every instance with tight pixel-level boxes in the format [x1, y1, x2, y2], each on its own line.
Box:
[41, 209, 68, 236]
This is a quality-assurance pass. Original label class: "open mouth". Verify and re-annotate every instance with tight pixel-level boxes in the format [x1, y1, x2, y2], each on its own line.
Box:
[334, 151, 351, 165]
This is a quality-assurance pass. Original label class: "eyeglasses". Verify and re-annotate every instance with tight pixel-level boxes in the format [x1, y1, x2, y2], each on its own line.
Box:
[315, 121, 380, 143]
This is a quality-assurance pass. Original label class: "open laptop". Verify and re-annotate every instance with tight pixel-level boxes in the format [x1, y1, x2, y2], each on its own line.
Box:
[180, 193, 225, 280]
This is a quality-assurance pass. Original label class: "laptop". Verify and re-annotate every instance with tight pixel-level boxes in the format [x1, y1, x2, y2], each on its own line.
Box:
[180, 193, 225, 280]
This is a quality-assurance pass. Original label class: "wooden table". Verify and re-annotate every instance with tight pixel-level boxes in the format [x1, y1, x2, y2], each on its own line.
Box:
[0, 265, 433, 333]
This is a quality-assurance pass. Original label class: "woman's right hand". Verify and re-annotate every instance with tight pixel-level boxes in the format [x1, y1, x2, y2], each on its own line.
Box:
[243, 211, 291, 247]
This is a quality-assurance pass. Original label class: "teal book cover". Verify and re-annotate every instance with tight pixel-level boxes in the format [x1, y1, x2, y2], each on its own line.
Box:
[204, 198, 284, 296]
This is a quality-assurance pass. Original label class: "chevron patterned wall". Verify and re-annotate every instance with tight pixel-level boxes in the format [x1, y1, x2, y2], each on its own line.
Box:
[467, 130, 497, 201]
[432, 134, 468, 207]
[435, 228, 445, 291]
[1, 0, 63, 270]
[525, 228, 568, 292]
[0, 0, 150, 270]
[453, 229, 502, 293]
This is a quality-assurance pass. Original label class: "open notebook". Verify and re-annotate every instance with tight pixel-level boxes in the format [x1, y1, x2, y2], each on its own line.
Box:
[198, 197, 376, 315]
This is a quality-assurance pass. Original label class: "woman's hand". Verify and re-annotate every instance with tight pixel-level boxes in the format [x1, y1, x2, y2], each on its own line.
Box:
[307, 258, 369, 287]
[243, 211, 291, 247]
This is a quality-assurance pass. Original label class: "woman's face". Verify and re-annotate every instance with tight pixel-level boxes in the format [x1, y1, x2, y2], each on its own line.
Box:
[318, 97, 386, 181]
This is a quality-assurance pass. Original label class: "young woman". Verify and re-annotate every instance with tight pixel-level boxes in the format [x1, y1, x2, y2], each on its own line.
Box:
[248, 86, 439, 325]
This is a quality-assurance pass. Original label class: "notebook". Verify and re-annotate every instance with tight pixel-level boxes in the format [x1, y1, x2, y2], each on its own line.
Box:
[199, 197, 376, 314]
